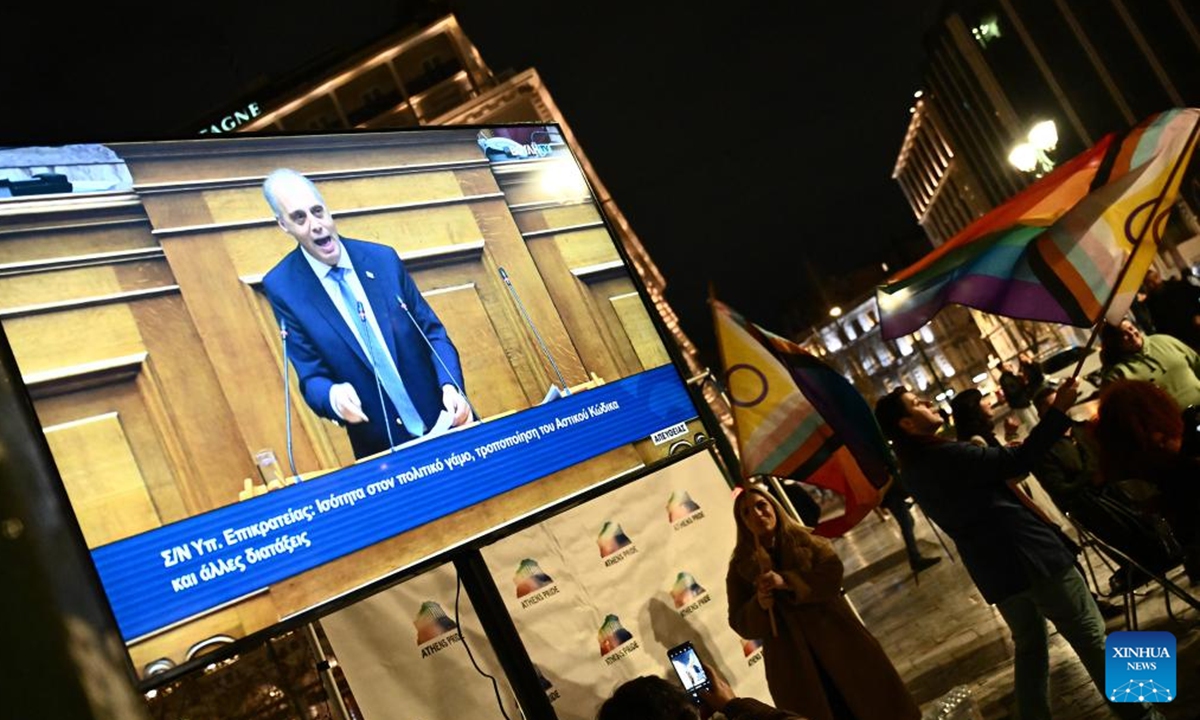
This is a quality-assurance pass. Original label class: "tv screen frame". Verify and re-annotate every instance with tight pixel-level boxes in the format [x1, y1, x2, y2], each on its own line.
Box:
[0, 122, 713, 688]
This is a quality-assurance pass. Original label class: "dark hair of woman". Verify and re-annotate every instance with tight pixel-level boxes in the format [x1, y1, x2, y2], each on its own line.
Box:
[596, 676, 698, 720]
[949, 388, 996, 444]
[1094, 378, 1183, 482]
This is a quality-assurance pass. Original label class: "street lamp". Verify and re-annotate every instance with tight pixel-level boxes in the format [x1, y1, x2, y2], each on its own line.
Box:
[829, 306, 843, 318]
[1008, 119, 1058, 176]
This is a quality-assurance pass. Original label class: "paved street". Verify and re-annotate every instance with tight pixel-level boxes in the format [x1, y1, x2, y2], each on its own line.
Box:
[832, 502, 1200, 720]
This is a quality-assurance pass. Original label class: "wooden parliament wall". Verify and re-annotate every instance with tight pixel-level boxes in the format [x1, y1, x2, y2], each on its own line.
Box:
[0, 129, 676, 673]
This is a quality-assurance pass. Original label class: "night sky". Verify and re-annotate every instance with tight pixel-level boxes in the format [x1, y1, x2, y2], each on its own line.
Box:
[3, 1, 945, 366]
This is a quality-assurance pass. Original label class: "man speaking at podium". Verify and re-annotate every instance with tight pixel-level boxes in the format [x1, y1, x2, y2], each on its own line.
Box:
[261, 168, 471, 459]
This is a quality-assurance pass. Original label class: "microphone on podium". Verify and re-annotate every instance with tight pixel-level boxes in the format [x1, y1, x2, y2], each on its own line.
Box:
[279, 318, 300, 480]
[396, 295, 478, 422]
[498, 266, 571, 397]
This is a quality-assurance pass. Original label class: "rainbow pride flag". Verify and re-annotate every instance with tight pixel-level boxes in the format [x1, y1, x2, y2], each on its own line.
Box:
[712, 299, 891, 537]
[878, 107, 1199, 340]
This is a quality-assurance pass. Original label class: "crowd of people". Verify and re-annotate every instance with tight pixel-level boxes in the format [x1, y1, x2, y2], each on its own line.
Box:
[600, 268, 1200, 720]
[597, 273, 1199, 719]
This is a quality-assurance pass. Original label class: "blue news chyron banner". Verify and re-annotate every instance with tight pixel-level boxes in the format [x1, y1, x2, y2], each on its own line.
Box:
[92, 365, 698, 641]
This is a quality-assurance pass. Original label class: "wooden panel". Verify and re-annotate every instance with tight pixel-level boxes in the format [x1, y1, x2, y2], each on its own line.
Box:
[0, 219, 155, 265]
[326, 203, 486, 254]
[34, 350, 208, 525]
[491, 170, 592, 207]
[111, 132, 484, 187]
[585, 276, 645, 375]
[249, 287, 355, 471]
[552, 227, 623, 269]
[512, 202, 602, 234]
[130, 295, 261, 512]
[524, 235, 625, 383]
[156, 225, 323, 488]
[219, 206, 486, 281]
[424, 284, 526, 419]
[163, 169, 472, 229]
[6, 304, 144, 376]
[457, 187, 589, 390]
[0, 260, 173, 309]
[416, 247, 582, 405]
[223, 227, 297, 279]
[43, 412, 161, 547]
[611, 292, 672, 369]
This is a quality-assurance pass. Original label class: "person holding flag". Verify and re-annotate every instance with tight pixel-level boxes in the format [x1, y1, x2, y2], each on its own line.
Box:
[726, 485, 920, 720]
[873, 379, 1164, 720]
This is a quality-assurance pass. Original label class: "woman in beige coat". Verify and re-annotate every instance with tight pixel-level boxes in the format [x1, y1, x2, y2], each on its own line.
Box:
[726, 486, 920, 720]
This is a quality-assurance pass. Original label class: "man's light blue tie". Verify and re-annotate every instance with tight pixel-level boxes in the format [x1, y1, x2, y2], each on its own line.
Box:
[327, 266, 426, 437]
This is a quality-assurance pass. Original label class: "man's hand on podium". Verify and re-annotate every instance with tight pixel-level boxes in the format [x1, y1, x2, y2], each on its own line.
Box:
[443, 385, 471, 426]
[331, 382, 368, 423]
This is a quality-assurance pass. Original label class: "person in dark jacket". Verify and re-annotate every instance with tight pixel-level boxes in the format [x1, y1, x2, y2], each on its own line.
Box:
[949, 388, 1021, 446]
[597, 671, 806, 720]
[874, 378, 1163, 720]
[1019, 351, 1046, 395]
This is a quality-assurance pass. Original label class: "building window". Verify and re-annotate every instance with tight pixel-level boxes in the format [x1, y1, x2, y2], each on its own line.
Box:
[971, 15, 1002, 47]
[336, 65, 403, 126]
[395, 34, 464, 96]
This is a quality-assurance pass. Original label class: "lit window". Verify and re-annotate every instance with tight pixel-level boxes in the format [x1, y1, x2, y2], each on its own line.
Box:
[936, 354, 956, 378]
[971, 16, 1002, 47]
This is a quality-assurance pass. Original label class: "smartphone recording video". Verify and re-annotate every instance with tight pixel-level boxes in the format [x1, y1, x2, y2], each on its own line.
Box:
[667, 641, 712, 697]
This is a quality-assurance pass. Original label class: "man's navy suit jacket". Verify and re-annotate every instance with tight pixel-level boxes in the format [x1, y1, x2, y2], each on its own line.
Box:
[263, 238, 464, 459]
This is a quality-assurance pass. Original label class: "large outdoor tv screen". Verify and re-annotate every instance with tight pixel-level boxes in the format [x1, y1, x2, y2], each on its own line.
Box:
[0, 124, 704, 681]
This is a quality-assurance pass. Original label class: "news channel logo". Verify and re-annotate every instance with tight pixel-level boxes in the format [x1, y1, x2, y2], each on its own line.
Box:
[1105, 631, 1175, 703]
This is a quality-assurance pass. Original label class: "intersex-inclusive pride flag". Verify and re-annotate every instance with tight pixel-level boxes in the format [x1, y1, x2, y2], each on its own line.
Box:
[711, 299, 892, 537]
[878, 107, 1200, 340]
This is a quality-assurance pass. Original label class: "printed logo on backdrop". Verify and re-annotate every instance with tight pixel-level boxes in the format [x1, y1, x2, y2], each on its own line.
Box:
[597, 521, 639, 566]
[598, 614, 639, 664]
[671, 571, 712, 616]
[535, 666, 560, 703]
[741, 637, 764, 667]
[413, 601, 461, 658]
[514, 558, 560, 608]
[1106, 631, 1175, 703]
[667, 490, 705, 529]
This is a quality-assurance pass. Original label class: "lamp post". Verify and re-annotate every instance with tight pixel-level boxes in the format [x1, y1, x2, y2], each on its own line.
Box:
[1008, 119, 1058, 177]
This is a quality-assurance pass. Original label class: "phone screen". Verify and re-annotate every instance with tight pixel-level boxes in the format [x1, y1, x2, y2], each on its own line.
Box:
[667, 641, 711, 697]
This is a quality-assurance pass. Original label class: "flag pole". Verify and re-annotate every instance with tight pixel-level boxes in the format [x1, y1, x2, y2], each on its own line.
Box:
[751, 532, 780, 638]
[706, 286, 752, 485]
[1068, 114, 1200, 380]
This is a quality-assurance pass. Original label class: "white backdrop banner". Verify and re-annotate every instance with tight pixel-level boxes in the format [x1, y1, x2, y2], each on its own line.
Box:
[321, 561, 521, 720]
[323, 450, 769, 719]
[482, 450, 769, 719]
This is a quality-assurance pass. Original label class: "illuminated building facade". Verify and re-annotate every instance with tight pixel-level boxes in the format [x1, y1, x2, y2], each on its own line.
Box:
[799, 293, 994, 407]
[898, 0, 1199, 226]
[890, 0, 1200, 375]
